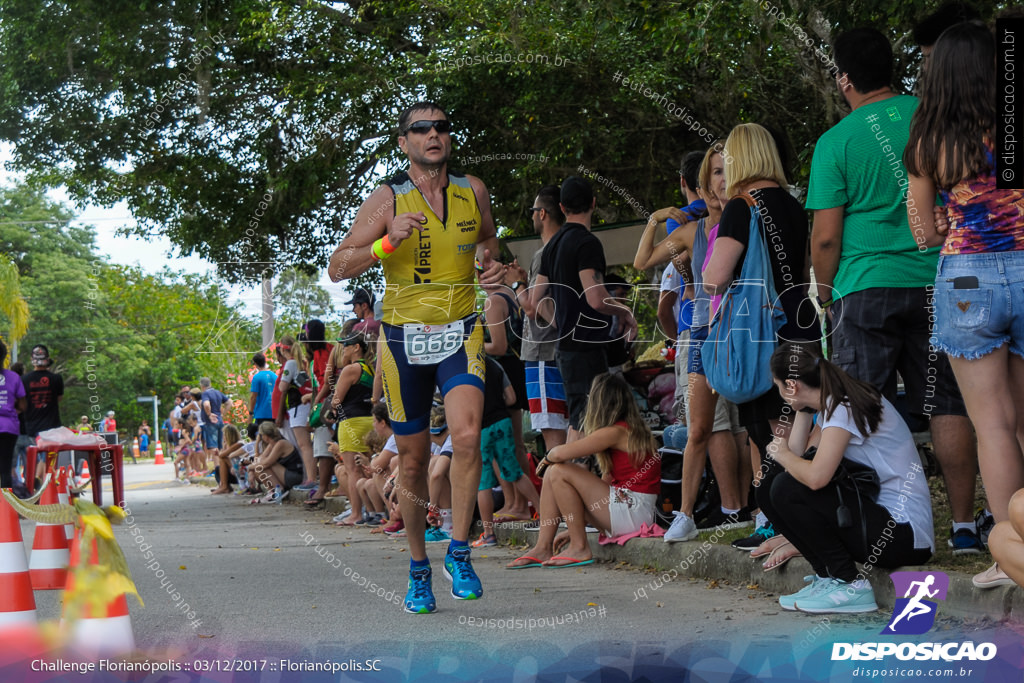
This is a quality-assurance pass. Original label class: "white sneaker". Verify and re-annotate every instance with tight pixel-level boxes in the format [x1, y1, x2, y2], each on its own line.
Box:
[663, 511, 698, 543]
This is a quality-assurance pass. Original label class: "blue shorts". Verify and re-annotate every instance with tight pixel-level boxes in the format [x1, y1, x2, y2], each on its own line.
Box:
[933, 252, 1024, 361]
[524, 360, 568, 431]
[687, 326, 709, 375]
[479, 417, 522, 490]
[380, 314, 485, 435]
[201, 422, 223, 449]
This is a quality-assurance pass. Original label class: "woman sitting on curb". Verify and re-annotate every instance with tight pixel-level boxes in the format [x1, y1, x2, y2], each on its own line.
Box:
[507, 373, 660, 569]
[249, 421, 305, 504]
[762, 343, 934, 614]
[211, 424, 245, 494]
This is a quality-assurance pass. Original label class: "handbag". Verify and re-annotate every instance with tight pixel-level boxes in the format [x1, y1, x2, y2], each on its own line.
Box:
[307, 372, 324, 429]
[701, 193, 787, 404]
[802, 446, 881, 545]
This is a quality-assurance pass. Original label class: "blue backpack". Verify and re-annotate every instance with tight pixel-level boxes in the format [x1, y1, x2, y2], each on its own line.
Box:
[701, 193, 787, 404]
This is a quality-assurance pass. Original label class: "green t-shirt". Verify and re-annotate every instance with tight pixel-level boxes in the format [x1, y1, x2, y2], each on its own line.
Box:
[806, 94, 941, 298]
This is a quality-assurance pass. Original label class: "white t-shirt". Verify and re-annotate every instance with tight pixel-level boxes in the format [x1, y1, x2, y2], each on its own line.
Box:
[818, 397, 935, 551]
[440, 435, 453, 456]
[383, 434, 398, 455]
[660, 266, 681, 322]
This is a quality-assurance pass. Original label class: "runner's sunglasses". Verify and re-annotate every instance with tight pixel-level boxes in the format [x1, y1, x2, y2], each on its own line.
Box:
[402, 119, 452, 135]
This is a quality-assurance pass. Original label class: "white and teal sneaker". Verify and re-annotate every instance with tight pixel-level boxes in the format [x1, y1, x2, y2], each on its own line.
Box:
[424, 527, 452, 543]
[795, 579, 878, 614]
[779, 575, 829, 611]
[663, 511, 698, 543]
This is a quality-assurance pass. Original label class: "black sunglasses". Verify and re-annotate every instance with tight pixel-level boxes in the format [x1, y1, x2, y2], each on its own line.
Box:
[526, 207, 544, 216]
[402, 119, 452, 135]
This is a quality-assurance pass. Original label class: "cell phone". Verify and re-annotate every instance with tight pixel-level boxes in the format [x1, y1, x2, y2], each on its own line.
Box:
[952, 276, 979, 289]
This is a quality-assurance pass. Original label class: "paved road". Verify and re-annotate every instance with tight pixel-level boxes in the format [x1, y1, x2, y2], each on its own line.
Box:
[16, 462, 1011, 681]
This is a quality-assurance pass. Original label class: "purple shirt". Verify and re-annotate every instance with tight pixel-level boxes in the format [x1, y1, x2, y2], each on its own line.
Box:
[0, 369, 26, 434]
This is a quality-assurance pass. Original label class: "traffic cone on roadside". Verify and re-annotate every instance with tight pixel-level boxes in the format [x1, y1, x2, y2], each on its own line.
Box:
[154, 440, 165, 465]
[28, 480, 70, 590]
[132, 437, 140, 460]
[57, 468, 74, 540]
[79, 458, 90, 482]
[0, 491, 37, 627]
[62, 527, 135, 657]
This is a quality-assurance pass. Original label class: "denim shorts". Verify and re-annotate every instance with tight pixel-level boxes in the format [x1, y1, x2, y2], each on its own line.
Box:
[932, 252, 1024, 361]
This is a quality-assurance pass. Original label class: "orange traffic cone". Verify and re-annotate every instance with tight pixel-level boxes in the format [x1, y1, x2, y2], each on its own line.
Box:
[28, 480, 70, 590]
[79, 458, 90, 482]
[154, 440, 165, 465]
[62, 528, 135, 657]
[132, 437, 140, 460]
[57, 468, 74, 541]
[0, 491, 37, 627]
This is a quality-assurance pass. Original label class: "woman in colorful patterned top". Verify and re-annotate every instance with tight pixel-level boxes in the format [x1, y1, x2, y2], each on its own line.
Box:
[905, 21, 1024, 590]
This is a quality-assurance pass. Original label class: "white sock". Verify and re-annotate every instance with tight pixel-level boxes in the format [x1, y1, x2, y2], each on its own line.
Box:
[756, 512, 769, 528]
[721, 506, 740, 515]
[953, 522, 975, 533]
[440, 508, 453, 533]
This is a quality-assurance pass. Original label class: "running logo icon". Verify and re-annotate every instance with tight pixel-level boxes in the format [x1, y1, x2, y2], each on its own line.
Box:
[883, 571, 949, 635]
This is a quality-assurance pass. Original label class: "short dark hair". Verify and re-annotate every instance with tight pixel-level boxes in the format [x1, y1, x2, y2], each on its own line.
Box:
[680, 151, 705, 190]
[252, 352, 267, 368]
[372, 402, 390, 426]
[398, 101, 447, 135]
[559, 176, 594, 215]
[914, 2, 981, 47]
[304, 319, 328, 352]
[833, 28, 893, 94]
[535, 184, 565, 224]
[0, 340, 7, 369]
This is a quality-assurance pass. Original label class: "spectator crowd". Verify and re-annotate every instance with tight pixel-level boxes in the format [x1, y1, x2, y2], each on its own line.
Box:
[2, 2, 1020, 618]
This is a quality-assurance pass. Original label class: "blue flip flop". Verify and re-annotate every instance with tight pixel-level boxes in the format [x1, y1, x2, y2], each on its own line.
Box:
[543, 556, 595, 568]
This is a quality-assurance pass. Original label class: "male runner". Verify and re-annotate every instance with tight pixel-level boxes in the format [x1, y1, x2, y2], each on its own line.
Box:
[329, 101, 503, 613]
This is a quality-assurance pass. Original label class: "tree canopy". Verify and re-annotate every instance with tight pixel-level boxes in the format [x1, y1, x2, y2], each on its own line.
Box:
[0, 0, 1005, 286]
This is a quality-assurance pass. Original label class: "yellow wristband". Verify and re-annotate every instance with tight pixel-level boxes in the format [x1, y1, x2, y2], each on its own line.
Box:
[372, 238, 390, 260]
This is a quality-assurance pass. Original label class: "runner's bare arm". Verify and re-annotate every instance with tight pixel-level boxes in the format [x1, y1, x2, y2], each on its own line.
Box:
[470, 175, 503, 288]
[329, 186, 392, 282]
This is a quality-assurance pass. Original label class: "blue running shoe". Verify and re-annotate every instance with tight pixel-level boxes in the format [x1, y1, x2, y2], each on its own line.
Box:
[948, 526, 984, 555]
[404, 566, 436, 614]
[424, 527, 451, 543]
[443, 546, 483, 600]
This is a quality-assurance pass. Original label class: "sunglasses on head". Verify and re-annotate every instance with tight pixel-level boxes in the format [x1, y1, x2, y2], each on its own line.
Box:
[402, 119, 452, 135]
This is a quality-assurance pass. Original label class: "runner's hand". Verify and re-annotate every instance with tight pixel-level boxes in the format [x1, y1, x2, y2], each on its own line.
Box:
[389, 211, 427, 248]
[476, 248, 505, 290]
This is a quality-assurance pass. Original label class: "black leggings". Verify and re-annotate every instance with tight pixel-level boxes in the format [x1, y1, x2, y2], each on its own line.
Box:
[761, 471, 932, 582]
[0, 432, 18, 488]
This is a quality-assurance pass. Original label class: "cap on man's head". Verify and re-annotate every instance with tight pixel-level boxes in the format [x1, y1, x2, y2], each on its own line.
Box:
[30, 345, 52, 368]
[106, 410, 115, 417]
[560, 176, 595, 215]
[345, 288, 374, 306]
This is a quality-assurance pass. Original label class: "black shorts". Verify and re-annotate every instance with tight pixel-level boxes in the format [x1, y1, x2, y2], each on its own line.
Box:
[497, 355, 528, 412]
[556, 347, 608, 430]
[831, 287, 966, 418]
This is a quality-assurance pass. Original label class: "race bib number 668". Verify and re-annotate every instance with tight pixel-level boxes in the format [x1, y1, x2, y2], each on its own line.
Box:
[404, 320, 464, 365]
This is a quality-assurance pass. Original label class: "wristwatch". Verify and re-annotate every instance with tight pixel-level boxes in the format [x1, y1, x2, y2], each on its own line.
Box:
[511, 281, 527, 292]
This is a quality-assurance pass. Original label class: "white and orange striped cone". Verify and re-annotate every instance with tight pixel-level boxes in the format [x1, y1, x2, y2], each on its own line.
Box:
[0, 491, 37, 627]
[79, 457, 90, 482]
[57, 468, 74, 541]
[132, 437, 140, 460]
[62, 528, 135, 657]
[153, 440, 165, 465]
[28, 480, 70, 590]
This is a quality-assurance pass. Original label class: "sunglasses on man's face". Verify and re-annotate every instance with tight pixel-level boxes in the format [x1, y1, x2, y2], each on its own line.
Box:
[402, 119, 452, 135]
[526, 207, 544, 216]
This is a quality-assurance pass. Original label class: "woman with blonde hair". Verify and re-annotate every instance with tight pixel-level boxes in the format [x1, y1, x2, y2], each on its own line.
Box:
[702, 122, 819, 565]
[507, 373, 660, 568]
[635, 145, 751, 543]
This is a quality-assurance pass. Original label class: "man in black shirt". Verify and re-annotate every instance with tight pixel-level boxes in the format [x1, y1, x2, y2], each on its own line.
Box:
[22, 345, 63, 437]
[532, 176, 638, 429]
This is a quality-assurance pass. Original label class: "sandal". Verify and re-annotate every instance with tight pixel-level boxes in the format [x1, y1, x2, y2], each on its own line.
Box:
[750, 534, 788, 559]
[303, 498, 326, 510]
[762, 541, 801, 572]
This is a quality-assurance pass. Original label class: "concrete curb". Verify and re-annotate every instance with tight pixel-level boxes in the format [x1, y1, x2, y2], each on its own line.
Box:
[259, 487, 1018, 621]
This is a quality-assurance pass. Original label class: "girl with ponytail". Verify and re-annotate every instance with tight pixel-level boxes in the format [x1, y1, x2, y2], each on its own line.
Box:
[761, 343, 934, 614]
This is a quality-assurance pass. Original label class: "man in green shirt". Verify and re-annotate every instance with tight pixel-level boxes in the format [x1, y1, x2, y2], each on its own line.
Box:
[807, 28, 982, 562]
